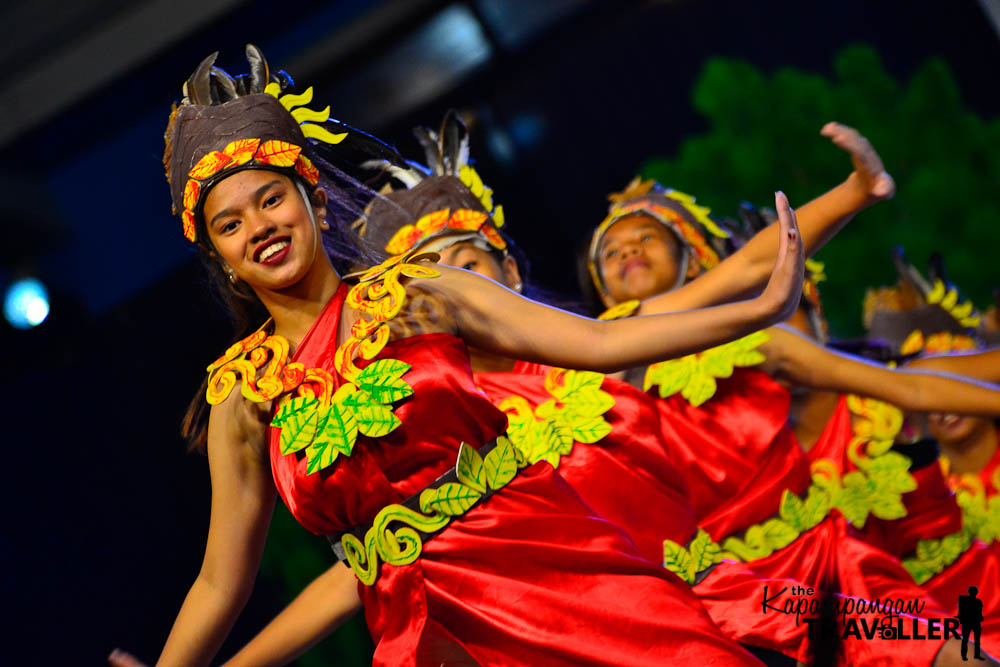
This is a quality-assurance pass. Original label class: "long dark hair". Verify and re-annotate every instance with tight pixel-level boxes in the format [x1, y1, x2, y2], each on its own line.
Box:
[180, 153, 383, 453]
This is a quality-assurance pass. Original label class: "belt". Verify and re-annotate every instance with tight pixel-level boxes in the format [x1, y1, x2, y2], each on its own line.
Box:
[328, 435, 520, 586]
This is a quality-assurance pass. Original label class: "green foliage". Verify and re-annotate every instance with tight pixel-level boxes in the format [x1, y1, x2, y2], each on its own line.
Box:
[641, 45, 1000, 335]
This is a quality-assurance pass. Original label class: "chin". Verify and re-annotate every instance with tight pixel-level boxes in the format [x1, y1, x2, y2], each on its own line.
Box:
[930, 419, 976, 446]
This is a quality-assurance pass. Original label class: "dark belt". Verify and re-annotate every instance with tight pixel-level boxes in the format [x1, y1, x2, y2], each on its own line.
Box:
[328, 436, 502, 562]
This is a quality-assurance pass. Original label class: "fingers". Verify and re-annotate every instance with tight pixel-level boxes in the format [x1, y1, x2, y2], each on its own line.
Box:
[108, 649, 148, 667]
[822, 122, 869, 155]
[821, 121, 895, 200]
[774, 190, 801, 246]
[771, 190, 804, 319]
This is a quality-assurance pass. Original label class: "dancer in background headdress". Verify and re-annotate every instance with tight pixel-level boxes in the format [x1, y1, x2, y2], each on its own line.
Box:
[841, 253, 1000, 646]
[113, 45, 812, 667]
[582, 142, 1000, 663]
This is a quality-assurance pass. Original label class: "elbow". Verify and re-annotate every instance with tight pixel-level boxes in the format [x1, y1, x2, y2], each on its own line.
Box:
[197, 566, 255, 608]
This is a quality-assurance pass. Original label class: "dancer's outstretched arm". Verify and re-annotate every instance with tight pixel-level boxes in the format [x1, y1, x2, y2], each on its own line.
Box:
[639, 122, 893, 315]
[111, 393, 277, 667]
[763, 326, 1000, 415]
[904, 346, 1000, 384]
[430, 192, 803, 373]
[223, 563, 361, 667]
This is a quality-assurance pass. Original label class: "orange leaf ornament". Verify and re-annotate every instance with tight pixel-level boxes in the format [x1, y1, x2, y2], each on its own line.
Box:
[480, 225, 507, 251]
[256, 140, 301, 168]
[385, 227, 424, 255]
[182, 210, 197, 242]
[189, 151, 233, 179]
[416, 209, 451, 234]
[449, 209, 488, 232]
[224, 138, 261, 166]
[295, 155, 320, 185]
[182, 179, 201, 212]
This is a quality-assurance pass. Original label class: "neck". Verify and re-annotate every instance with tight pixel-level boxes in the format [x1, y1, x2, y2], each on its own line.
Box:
[258, 256, 341, 346]
[788, 388, 842, 452]
[941, 423, 999, 477]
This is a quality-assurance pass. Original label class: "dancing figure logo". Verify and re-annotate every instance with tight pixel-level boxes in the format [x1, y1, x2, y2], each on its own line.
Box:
[958, 586, 986, 661]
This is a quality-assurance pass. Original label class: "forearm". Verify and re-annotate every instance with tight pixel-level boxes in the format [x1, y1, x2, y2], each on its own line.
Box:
[488, 297, 773, 373]
[905, 347, 1000, 384]
[224, 564, 362, 667]
[893, 369, 1000, 416]
[157, 575, 252, 667]
[769, 327, 1000, 416]
[743, 176, 867, 277]
[639, 178, 867, 316]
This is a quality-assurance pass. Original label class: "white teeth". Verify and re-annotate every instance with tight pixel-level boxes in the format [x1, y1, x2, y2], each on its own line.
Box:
[259, 240, 289, 261]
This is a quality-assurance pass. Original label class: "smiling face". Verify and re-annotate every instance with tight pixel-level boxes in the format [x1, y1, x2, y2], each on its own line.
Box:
[202, 170, 328, 293]
[596, 213, 690, 305]
[437, 240, 521, 288]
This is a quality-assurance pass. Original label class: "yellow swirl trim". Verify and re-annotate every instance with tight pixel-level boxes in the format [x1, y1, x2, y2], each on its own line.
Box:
[342, 437, 522, 585]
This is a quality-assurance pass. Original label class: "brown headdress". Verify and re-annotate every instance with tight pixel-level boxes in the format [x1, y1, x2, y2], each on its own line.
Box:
[164, 45, 358, 243]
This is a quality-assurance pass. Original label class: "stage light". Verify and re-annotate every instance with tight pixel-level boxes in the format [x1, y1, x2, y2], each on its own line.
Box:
[4, 278, 50, 329]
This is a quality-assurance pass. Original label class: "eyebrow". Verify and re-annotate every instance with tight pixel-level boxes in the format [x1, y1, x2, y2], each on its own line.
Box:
[209, 179, 282, 227]
[602, 222, 661, 249]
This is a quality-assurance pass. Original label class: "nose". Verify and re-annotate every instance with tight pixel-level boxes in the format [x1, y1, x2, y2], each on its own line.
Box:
[618, 240, 641, 260]
[246, 211, 277, 244]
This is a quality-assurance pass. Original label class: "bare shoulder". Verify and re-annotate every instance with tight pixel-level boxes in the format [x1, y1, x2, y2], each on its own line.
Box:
[207, 389, 272, 463]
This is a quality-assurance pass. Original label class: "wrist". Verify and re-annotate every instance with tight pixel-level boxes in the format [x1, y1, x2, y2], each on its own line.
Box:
[843, 172, 880, 208]
[745, 295, 781, 332]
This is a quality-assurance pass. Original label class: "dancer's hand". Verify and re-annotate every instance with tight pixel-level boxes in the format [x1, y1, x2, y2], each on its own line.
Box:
[108, 649, 149, 667]
[756, 191, 804, 324]
[821, 121, 895, 202]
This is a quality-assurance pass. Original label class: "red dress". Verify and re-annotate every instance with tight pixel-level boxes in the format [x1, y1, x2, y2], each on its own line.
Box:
[267, 285, 762, 667]
[474, 360, 697, 562]
[653, 368, 950, 665]
[476, 362, 854, 662]
[812, 404, 1000, 654]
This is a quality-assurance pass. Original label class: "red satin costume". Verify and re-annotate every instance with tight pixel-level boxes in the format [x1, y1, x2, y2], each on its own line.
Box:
[654, 368, 950, 665]
[476, 360, 953, 664]
[811, 401, 1000, 654]
[267, 284, 762, 667]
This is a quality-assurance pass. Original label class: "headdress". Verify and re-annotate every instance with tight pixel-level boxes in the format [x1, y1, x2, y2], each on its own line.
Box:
[586, 177, 733, 295]
[863, 248, 983, 355]
[360, 110, 508, 256]
[164, 45, 401, 244]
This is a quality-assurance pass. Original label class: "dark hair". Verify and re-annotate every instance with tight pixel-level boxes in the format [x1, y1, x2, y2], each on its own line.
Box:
[180, 155, 383, 453]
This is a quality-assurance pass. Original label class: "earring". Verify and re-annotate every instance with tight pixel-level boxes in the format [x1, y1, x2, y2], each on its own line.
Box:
[227, 268, 237, 284]
[320, 221, 330, 230]
[514, 282, 523, 293]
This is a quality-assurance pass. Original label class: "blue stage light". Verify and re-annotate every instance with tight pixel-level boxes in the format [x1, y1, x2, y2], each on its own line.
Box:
[4, 278, 50, 329]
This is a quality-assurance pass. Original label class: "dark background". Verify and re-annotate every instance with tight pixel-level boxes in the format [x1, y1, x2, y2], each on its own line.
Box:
[2, 1, 997, 664]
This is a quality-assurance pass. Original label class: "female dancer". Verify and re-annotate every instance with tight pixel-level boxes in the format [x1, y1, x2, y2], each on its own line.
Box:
[131, 45, 809, 667]
[826, 261, 1000, 641]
